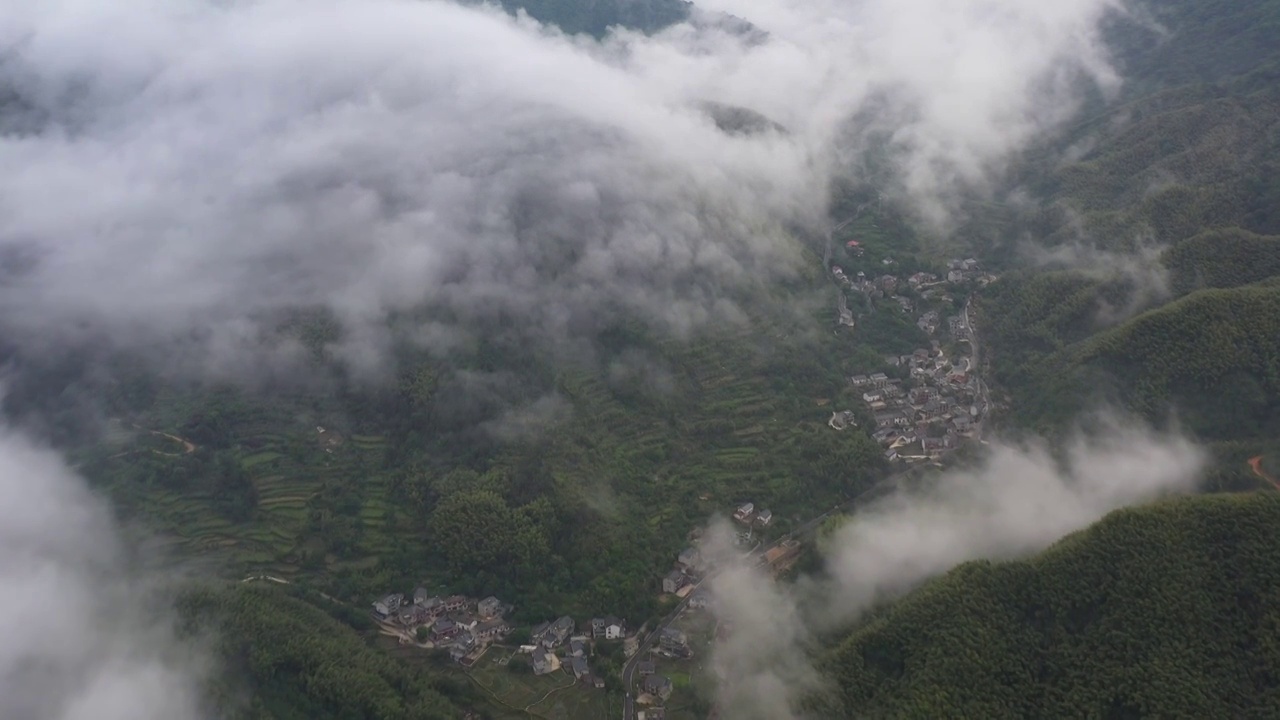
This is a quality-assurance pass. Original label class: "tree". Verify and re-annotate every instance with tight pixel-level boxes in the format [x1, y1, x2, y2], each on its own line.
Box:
[430, 490, 515, 575]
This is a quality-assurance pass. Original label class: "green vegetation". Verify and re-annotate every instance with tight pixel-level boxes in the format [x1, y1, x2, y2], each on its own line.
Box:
[467, 660, 609, 719]
[821, 492, 1280, 718]
[180, 583, 480, 720]
[979, 280, 1280, 441]
[69, 247, 896, 626]
[1163, 229, 1280, 295]
[968, 0, 1280, 453]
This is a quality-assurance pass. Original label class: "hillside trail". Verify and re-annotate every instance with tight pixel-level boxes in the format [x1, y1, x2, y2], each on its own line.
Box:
[149, 429, 196, 455]
[1248, 455, 1279, 491]
[103, 427, 198, 460]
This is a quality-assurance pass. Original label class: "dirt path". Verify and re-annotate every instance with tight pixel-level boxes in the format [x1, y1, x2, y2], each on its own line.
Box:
[148, 429, 196, 456]
[1248, 456, 1280, 491]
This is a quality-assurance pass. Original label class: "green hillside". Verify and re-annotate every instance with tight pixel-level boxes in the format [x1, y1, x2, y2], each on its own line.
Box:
[1163, 229, 1280, 295]
[970, 0, 1280, 452]
[180, 583, 482, 720]
[64, 226, 913, 625]
[981, 283, 1280, 441]
[822, 492, 1280, 719]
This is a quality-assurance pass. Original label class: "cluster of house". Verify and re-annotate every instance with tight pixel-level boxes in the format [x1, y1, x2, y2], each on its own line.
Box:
[373, 590, 513, 664]
[945, 257, 988, 285]
[733, 502, 773, 528]
[661, 544, 707, 597]
[831, 265, 902, 301]
[848, 348, 982, 462]
[522, 615, 629, 687]
[631, 628, 693, 710]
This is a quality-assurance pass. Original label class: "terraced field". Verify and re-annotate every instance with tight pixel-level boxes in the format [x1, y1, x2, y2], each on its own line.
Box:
[93, 418, 401, 581]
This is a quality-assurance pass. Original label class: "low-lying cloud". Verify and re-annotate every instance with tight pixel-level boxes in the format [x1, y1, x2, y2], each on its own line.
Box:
[0, 421, 207, 720]
[706, 417, 1204, 719]
[1023, 232, 1172, 325]
[0, 0, 1123, 381]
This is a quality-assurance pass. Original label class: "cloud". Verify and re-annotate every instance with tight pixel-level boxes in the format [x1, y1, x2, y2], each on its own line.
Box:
[0, 420, 208, 720]
[1022, 226, 1172, 324]
[706, 417, 1204, 719]
[0, 0, 1123, 382]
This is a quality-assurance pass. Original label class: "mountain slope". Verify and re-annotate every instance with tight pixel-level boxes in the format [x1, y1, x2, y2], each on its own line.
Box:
[823, 492, 1280, 719]
[179, 584, 485, 720]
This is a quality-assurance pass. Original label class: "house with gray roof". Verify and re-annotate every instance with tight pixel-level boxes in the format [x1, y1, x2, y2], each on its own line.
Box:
[373, 593, 403, 618]
[643, 675, 674, 701]
[662, 569, 688, 594]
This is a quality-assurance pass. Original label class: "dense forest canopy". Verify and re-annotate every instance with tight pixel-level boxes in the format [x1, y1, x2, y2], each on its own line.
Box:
[970, 0, 1280, 454]
[821, 493, 1280, 719]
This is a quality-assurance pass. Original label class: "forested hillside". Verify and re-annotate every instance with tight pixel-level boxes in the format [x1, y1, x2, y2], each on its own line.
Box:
[822, 493, 1280, 719]
[179, 584, 486, 719]
[45, 251, 897, 626]
[973, 0, 1280, 453]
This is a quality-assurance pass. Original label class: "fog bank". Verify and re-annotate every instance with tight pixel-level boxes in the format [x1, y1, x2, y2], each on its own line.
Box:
[0, 0, 1122, 379]
[0, 422, 208, 719]
[707, 418, 1204, 719]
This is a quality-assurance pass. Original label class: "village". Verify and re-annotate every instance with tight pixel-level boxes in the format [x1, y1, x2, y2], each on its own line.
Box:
[363, 253, 993, 717]
[829, 257, 994, 463]
[368, 499, 803, 719]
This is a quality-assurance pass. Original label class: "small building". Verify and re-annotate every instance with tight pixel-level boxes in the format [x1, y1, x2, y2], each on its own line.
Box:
[477, 596, 503, 619]
[418, 596, 444, 618]
[571, 656, 591, 680]
[868, 372, 890, 387]
[449, 612, 478, 632]
[535, 615, 574, 648]
[643, 675, 674, 701]
[850, 374, 870, 387]
[431, 617, 459, 642]
[413, 587, 435, 606]
[639, 709, 666, 720]
[662, 569, 688, 595]
[754, 509, 773, 527]
[373, 593, 403, 618]
[531, 649, 558, 676]
[637, 660, 656, 677]
[398, 604, 429, 627]
[475, 618, 511, 640]
[688, 589, 712, 610]
[922, 437, 949, 455]
[733, 502, 755, 523]
[443, 595, 469, 613]
[591, 616, 626, 640]
[659, 627, 688, 654]
[677, 547, 701, 572]
[570, 639, 588, 658]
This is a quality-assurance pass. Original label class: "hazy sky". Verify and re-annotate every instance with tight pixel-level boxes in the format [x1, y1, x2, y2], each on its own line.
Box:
[0, 0, 1121, 378]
